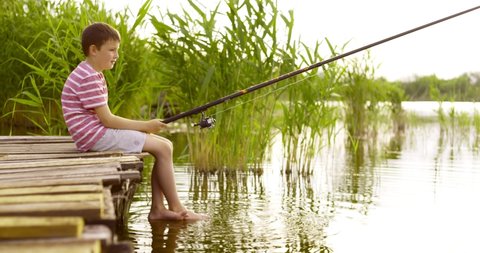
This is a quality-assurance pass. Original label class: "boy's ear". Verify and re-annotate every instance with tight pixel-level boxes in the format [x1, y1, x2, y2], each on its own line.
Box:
[88, 44, 98, 56]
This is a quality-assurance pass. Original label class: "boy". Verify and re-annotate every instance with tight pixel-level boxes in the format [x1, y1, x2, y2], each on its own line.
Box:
[61, 22, 206, 221]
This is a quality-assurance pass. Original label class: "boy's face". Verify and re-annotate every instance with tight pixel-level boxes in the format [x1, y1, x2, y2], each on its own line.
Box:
[89, 39, 119, 71]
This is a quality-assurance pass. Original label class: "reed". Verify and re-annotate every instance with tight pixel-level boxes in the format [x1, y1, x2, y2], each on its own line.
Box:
[150, 0, 303, 171]
[340, 53, 376, 137]
[456, 111, 471, 133]
[1, 0, 403, 174]
[473, 109, 480, 151]
[278, 40, 341, 175]
[429, 80, 450, 129]
[474, 109, 480, 132]
[337, 51, 406, 163]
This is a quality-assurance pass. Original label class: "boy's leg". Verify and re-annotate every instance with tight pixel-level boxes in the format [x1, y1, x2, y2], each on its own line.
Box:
[89, 129, 198, 220]
[143, 134, 207, 220]
[143, 134, 186, 220]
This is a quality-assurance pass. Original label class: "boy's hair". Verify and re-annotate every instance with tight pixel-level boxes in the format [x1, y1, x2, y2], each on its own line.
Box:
[81, 22, 120, 56]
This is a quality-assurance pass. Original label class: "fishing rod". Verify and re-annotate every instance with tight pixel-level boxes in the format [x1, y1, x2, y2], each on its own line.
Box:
[162, 5, 480, 128]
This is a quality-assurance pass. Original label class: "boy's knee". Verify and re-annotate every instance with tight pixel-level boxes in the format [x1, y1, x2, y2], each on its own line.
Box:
[160, 140, 173, 153]
[144, 136, 173, 158]
[163, 139, 173, 151]
[152, 139, 173, 158]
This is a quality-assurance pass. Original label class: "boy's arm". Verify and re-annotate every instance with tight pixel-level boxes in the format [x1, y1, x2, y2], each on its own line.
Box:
[94, 105, 166, 133]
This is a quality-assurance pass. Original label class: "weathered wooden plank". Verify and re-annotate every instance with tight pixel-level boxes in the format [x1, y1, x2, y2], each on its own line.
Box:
[0, 178, 103, 190]
[95, 189, 116, 232]
[0, 174, 122, 187]
[0, 156, 140, 170]
[0, 193, 104, 205]
[0, 216, 84, 239]
[0, 224, 113, 252]
[118, 160, 145, 171]
[0, 136, 142, 252]
[0, 143, 148, 159]
[0, 138, 150, 159]
[0, 184, 103, 196]
[0, 151, 124, 161]
[0, 135, 73, 143]
[0, 166, 120, 181]
[0, 171, 131, 187]
[82, 224, 113, 245]
[118, 170, 142, 182]
[0, 162, 120, 175]
[0, 201, 102, 219]
[0, 159, 142, 184]
[0, 224, 115, 250]
[0, 143, 78, 154]
[0, 152, 149, 162]
[103, 189, 115, 220]
[0, 239, 101, 253]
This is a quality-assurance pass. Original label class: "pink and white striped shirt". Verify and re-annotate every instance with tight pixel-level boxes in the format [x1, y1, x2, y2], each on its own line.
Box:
[61, 61, 108, 151]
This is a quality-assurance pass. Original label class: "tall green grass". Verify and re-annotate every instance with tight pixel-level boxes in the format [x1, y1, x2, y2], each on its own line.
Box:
[150, 0, 303, 171]
[1, 0, 158, 134]
[278, 40, 341, 175]
[1, 0, 406, 173]
[339, 52, 405, 140]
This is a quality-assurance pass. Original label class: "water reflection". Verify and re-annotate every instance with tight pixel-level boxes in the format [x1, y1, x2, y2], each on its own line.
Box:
[150, 221, 186, 253]
[125, 105, 480, 252]
[126, 162, 336, 252]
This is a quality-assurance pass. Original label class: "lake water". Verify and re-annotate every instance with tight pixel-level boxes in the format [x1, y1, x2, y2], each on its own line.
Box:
[123, 101, 480, 253]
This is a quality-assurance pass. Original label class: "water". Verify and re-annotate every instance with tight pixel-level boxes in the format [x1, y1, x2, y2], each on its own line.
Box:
[124, 102, 480, 253]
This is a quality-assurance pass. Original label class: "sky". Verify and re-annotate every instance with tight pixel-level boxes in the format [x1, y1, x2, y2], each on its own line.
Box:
[101, 0, 480, 81]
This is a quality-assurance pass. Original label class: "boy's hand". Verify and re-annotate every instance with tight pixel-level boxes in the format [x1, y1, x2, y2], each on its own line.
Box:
[145, 119, 167, 133]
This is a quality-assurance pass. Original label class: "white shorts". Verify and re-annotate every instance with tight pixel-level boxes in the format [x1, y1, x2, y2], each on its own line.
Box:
[90, 129, 146, 154]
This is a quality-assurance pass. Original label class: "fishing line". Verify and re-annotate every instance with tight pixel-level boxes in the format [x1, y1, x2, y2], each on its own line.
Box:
[162, 5, 480, 128]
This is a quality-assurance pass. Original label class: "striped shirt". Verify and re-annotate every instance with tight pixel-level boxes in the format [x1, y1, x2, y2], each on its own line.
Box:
[61, 61, 108, 151]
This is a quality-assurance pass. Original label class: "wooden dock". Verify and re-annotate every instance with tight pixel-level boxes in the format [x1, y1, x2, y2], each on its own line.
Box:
[0, 136, 147, 253]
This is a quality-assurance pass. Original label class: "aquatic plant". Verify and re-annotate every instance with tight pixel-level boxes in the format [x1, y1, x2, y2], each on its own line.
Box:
[1, 0, 406, 174]
[278, 39, 341, 175]
[150, 0, 306, 171]
[340, 53, 376, 137]
[472, 109, 480, 151]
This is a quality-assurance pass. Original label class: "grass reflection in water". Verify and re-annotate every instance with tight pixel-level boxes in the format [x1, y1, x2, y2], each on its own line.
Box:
[125, 107, 480, 252]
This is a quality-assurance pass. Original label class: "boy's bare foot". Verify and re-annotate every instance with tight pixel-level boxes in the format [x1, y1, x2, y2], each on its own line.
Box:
[148, 209, 188, 221]
[184, 210, 209, 221]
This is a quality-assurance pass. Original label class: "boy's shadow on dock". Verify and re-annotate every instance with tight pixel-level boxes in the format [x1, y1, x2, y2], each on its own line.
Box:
[149, 220, 192, 253]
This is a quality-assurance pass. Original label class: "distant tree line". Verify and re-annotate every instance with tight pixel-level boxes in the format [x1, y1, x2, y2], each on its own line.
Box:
[393, 72, 480, 101]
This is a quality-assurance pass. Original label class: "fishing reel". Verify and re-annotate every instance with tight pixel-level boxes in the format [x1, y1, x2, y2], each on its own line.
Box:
[193, 112, 216, 129]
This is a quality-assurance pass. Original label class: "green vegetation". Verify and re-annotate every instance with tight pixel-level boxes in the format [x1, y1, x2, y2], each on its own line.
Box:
[340, 53, 405, 139]
[1, 0, 456, 172]
[150, 0, 294, 170]
[400, 73, 480, 101]
[1, 0, 157, 134]
[278, 40, 341, 175]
